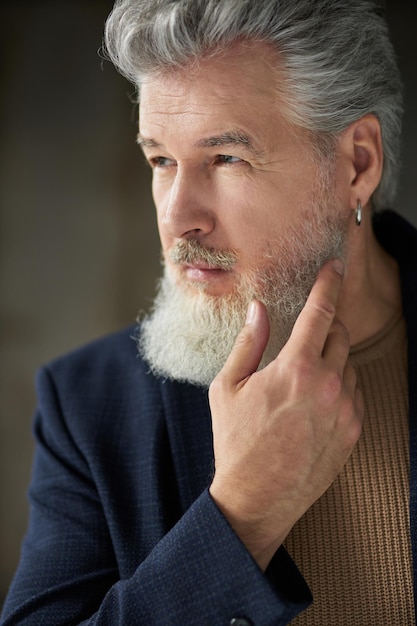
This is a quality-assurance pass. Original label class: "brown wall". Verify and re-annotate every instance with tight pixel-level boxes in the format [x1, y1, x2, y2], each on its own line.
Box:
[0, 0, 416, 605]
[0, 1, 160, 603]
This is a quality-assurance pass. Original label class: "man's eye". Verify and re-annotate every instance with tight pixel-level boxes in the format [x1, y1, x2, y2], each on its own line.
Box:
[150, 156, 176, 168]
[216, 154, 243, 165]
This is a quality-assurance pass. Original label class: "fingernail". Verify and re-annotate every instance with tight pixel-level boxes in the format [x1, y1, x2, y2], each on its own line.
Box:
[245, 300, 257, 325]
[332, 259, 345, 276]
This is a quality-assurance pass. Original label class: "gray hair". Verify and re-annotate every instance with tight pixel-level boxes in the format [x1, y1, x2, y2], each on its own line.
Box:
[104, 0, 403, 209]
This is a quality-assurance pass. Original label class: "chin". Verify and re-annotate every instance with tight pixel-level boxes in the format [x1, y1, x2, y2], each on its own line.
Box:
[142, 202, 348, 386]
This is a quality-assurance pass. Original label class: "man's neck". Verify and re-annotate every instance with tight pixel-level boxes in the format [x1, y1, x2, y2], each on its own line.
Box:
[337, 212, 402, 347]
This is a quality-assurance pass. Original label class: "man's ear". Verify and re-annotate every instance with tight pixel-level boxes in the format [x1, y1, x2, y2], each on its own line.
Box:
[339, 114, 384, 208]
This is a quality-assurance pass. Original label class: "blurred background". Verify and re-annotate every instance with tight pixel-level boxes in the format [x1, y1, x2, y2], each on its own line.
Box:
[0, 0, 416, 607]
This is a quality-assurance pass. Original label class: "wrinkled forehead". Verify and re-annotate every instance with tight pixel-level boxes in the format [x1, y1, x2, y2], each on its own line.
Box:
[138, 38, 286, 102]
[137, 39, 292, 135]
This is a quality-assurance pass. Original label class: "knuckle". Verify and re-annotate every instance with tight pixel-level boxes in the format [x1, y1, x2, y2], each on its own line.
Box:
[344, 414, 363, 448]
[345, 361, 357, 384]
[285, 355, 315, 389]
[331, 318, 350, 341]
[338, 396, 363, 445]
[310, 298, 336, 321]
[234, 334, 251, 351]
[209, 373, 226, 398]
[233, 327, 254, 350]
[320, 371, 344, 405]
[355, 387, 365, 419]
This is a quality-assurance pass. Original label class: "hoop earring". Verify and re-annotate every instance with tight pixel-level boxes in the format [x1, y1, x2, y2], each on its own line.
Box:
[355, 200, 362, 226]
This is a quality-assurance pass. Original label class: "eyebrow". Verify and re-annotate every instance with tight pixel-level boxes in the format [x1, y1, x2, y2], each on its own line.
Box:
[137, 129, 263, 158]
[195, 130, 255, 151]
[136, 136, 162, 149]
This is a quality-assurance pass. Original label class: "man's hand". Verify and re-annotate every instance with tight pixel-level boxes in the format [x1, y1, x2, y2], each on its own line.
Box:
[209, 260, 364, 571]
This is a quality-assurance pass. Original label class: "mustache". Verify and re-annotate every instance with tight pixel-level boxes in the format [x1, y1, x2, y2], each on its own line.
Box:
[169, 239, 237, 270]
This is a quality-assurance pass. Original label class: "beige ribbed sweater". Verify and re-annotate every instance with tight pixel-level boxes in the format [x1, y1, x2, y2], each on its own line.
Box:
[284, 315, 414, 625]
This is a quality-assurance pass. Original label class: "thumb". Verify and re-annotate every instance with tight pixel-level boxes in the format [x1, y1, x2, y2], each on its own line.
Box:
[219, 300, 270, 387]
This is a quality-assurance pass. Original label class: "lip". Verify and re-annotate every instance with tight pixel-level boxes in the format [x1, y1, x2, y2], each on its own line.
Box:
[183, 263, 229, 282]
[184, 261, 215, 270]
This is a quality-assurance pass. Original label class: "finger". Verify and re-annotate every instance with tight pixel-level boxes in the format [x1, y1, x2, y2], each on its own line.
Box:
[289, 259, 344, 357]
[322, 319, 351, 372]
[354, 385, 365, 422]
[343, 362, 364, 428]
[215, 299, 270, 388]
[344, 362, 364, 422]
[343, 360, 357, 393]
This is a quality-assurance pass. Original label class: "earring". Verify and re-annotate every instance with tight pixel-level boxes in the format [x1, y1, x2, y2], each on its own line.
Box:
[355, 199, 362, 226]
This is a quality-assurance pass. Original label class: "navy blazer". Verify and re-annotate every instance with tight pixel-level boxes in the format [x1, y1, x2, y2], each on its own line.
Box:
[1, 210, 416, 625]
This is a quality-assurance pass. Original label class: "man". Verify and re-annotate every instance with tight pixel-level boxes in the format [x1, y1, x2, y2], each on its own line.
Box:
[1, 0, 415, 624]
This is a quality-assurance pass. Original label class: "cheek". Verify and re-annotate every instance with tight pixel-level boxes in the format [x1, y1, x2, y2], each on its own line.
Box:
[218, 177, 268, 218]
[223, 189, 284, 243]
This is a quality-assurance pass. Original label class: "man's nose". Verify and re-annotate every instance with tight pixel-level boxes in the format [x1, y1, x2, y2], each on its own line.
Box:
[158, 168, 215, 239]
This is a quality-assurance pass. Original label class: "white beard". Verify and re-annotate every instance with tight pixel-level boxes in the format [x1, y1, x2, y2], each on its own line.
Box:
[138, 186, 348, 388]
